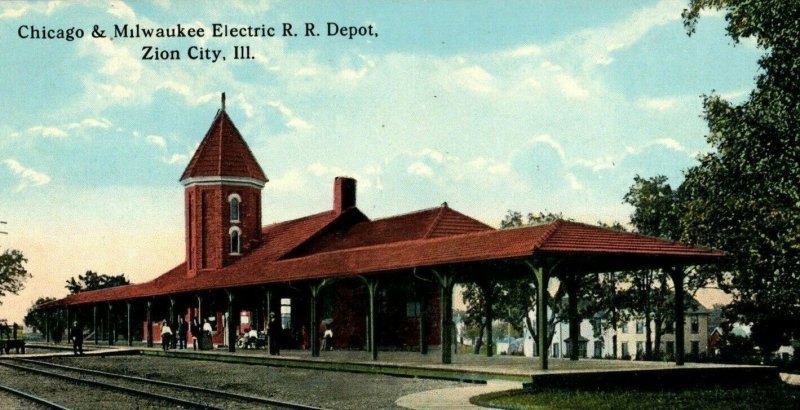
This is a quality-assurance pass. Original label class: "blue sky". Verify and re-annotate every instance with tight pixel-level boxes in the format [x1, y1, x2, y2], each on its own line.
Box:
[0, 1, 760, 323]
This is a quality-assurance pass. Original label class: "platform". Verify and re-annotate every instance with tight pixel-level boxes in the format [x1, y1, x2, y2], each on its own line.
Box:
[17, 343, 781, 388]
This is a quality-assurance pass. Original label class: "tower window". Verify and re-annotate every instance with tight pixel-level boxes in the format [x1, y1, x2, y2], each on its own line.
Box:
[228, 193, 241, 223]
[229, 226, 242, 255]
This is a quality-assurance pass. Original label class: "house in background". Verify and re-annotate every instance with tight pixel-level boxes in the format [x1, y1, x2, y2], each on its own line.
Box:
[522, 300, 711, 360]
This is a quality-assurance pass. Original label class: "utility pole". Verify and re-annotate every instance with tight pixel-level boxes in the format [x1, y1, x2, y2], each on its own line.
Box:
[0, 220, 7, 235]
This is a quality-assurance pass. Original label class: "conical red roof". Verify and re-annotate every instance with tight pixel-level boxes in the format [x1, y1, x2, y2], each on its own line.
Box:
[180, 109, 267, 183]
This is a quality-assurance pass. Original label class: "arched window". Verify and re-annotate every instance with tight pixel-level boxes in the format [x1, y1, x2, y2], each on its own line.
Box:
[228, 193, 241, 223]
[229, 226, 242, 255]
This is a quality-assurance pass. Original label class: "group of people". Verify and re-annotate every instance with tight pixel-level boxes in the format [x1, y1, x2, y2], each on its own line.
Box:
[240, 312, 282, 355]
[160, 317, 216, 351]
[70, 312, 325, 355]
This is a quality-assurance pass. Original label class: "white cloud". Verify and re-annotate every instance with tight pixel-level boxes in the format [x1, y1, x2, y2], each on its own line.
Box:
[146, 135, 167, 148]
[308, 162, 348, 177]
[267, 168, 306, 193]
[67, 118, 112, 129]
[267, 100, 313, 130]
[467, 157, 512, 176]
[0, 2, 65, 19]
[506, 45, 542, 58]
[555, 73, 589, 99]
[651, 138, 686, 151]
[565, 173, 584, 190]
[3, 159, 51, 191]
[640, 97, 677, 111]
[99, 83, 135, 99]
[237, 94, 256, 118]
[0, 5, 28, 19]
[107, 0, 136, 21]
[575, 156, 617, 171]
[407, 161, 434, 178]
[165, 153, 188, 165]
[530, 135, 566, 161]
[28, 125, 67, 138]
[229, 0, 271, 14]
[452, 65, 496, 94]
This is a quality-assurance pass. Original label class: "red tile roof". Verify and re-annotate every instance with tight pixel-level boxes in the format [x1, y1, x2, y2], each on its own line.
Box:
[180, 110, 267, 183]
[48, 219, 724, 307]
[289, 205, 493, 255]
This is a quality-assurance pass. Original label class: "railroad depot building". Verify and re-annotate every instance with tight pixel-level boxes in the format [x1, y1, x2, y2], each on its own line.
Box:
[43, 96, 725, 369]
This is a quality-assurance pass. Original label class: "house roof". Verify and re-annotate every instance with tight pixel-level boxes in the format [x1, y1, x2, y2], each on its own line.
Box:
[47, 219, 725, 307]
[179, 109, 267, 183]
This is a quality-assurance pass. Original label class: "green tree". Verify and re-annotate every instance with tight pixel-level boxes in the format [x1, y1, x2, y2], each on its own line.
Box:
[23, 296, 57, 333]
[65, 271, 129, 294]
[0, 248, 30, 304]
[681, 0, 800, 356]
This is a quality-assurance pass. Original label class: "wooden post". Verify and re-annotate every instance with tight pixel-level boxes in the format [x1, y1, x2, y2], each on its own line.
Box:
[670, 267, 685, 366]
[146, 300, 153, 348]
[479, 280, 494, 357]
[567, 271, 580, 361]
[226, 290, 236, 353]
[419, 287, 428, 355]
[108, 303, 114, 346]
[527, 261, 550, 370]
[309, 280, 328, 358]
[66, 307, 71, 342]
[127, 301, 133, 346]
[45, 311, 50, 343]
[361, 277, 380, 361]
[432, 269, 456, 364]
[93, 304, 98, 345]
[169, 297, 176, 349]
[265, 288, 272, 353]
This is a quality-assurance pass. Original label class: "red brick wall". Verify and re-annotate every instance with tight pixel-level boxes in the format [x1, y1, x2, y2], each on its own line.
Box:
[326, 282, 442, 350]
[184, 184, 262, 277]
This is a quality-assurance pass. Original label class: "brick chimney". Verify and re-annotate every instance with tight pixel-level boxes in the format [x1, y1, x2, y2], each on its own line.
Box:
[333, 177, 357, 214]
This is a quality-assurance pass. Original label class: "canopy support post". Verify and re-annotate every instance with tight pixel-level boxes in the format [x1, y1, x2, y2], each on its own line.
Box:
[432, 268, 456, 364]
[669, 267, 686, 366]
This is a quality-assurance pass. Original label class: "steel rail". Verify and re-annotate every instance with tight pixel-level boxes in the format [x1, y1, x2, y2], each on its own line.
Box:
[15, 358, 325, 410]
[0, 383, 70, 410]
[0, 361, 223, 410]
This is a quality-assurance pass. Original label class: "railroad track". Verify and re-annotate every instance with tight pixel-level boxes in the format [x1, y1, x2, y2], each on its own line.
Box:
[0, 358, 325, 409]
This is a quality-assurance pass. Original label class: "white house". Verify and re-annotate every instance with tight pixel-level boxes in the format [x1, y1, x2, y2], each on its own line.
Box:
[523, 303, 711, 360]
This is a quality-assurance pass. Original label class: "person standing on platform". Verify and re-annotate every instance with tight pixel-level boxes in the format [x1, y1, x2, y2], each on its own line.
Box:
[160, 320, 173, 351]
[190, 318, 200, 350]
[267, 312, 281, 355]
[71, 321, 84, 356]
[202, 319, 213, 350]
[177, 317, 188, 349]
[323, 324, 334, 351]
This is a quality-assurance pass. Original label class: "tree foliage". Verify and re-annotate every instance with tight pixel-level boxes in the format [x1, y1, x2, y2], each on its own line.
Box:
[65, 271, 129, 294]
[681, 0, 800, 354]
[0, 248, 30, 304]
[23, 296, 57, 333]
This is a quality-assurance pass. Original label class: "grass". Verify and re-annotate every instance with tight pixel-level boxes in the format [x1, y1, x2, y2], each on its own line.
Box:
[473, 383, 800, 410]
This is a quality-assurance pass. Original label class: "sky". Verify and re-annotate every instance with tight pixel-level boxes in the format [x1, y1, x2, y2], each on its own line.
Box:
[0, 1, 762, 324]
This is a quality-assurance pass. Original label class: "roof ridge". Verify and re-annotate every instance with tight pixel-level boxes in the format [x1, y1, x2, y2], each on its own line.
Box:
[423, 204, 447, 239]
[530, 219, 564, 250]
[280, 223, 520, 260]
[217, 110, 224, 175]
[368, 205, 443, 222]
[275, 207, 364, 260]
[261, 209, 336, 231]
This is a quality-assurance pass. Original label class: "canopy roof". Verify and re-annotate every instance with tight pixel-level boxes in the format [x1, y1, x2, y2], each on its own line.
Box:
[46, 213, 724, 308]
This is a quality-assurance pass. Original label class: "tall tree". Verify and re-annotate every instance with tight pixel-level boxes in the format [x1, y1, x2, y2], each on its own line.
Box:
[0, 248, 30, 304]
[24, 296, 57, 333]
[65, 271, 129, 294]
[681, 0, 800, 355]
[623, 175, 682, 358]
